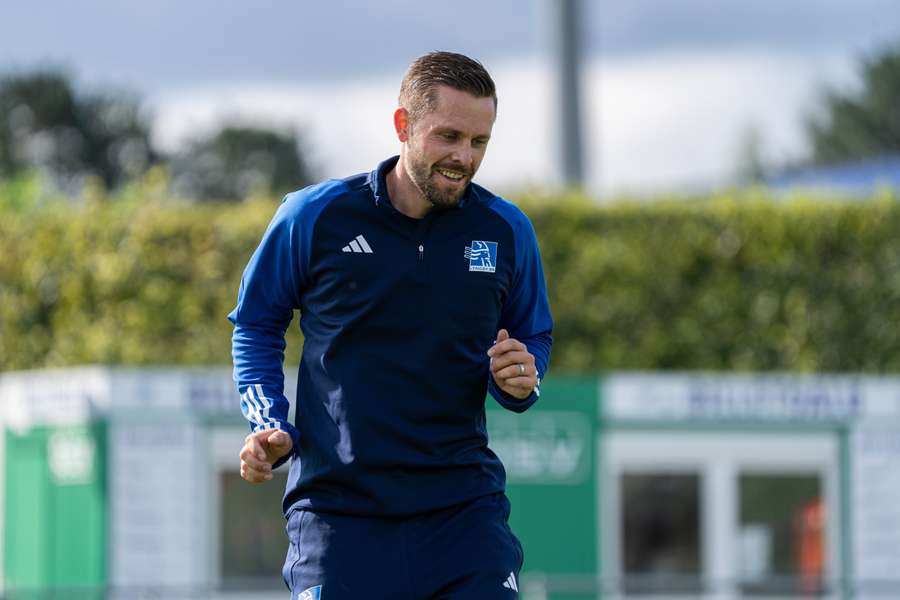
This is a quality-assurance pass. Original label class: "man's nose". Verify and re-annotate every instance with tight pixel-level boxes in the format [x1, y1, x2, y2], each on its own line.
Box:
[450, 143, 473, 168]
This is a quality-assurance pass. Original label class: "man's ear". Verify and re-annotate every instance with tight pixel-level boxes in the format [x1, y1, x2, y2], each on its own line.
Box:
[394, 108, 410, 142]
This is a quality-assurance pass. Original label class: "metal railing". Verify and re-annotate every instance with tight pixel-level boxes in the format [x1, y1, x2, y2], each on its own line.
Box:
[519, 573, 900, 599]
[5, 576, 900, 599]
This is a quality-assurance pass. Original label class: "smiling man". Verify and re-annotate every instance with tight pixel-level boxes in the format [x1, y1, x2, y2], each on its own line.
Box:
[229, 51, 553, 599]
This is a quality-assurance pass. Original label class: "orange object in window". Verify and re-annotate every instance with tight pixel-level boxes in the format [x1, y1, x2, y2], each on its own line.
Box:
[795, 497, 824, 595]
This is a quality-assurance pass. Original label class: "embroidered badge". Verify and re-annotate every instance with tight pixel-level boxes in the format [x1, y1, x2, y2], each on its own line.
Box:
[298, 584, 322, 600]
[464, 240, 498, 273]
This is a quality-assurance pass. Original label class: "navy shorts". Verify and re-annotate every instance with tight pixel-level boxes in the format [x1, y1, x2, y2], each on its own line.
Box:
[282, 492, 524, 599]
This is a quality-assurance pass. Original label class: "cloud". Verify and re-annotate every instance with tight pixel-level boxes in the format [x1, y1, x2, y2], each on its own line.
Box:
[588, 49, 856, 193]
[150, 48, 857, 196]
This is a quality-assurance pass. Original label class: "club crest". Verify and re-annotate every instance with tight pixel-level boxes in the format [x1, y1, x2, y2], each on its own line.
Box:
[464, 240, 498, 273]
[298, 585, 322, 600]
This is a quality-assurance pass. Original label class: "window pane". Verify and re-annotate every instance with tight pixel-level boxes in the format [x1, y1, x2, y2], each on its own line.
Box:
[621, 473, 702, 594]
[220, 470, 289, 588]
[739, 473, 824, 596]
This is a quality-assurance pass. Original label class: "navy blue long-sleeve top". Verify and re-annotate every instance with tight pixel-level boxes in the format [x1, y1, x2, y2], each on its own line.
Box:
[229, 156, 553, 517]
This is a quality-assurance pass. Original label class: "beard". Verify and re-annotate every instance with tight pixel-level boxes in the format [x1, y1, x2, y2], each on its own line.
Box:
[404, 146, 470, 210]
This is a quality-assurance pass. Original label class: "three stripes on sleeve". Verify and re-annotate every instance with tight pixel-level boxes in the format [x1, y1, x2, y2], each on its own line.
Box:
[240, 384, 283, 431]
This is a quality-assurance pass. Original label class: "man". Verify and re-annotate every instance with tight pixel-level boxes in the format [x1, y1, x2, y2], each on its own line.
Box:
[229, 51, 552, 599]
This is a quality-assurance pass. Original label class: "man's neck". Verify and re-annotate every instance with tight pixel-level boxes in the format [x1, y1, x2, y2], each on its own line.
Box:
[385, 159, 431, 220]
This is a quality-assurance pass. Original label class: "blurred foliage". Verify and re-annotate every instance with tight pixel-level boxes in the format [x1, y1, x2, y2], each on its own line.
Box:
[806, 44, 900, 164]
[171, 126, 314, 202]
[0, 70, 156, 190]
[0, 172, 302, 371]
[0, 70, 315, 202]
[521, 189, 900, 373]
[2, 180, 900, 373]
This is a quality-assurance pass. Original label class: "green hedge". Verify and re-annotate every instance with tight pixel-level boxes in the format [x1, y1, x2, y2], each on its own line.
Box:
[0, 172, 304, 371]
[2, 174, 900, 373]
[523, 190, 900, 372]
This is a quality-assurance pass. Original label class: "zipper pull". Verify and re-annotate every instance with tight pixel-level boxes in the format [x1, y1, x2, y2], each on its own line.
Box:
[418, 244, 424, 260]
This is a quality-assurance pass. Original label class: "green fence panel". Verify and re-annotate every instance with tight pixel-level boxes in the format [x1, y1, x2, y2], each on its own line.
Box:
[4, 431, 47, 588]
[4, 425, 106, 592]
[488, 375, 599, 592]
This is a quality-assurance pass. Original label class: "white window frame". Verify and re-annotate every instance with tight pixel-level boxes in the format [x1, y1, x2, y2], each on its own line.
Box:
[602, 431, 841, 600]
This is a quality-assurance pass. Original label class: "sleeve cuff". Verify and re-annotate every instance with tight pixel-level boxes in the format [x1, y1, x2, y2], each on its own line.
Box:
[487, 375, 539, 413]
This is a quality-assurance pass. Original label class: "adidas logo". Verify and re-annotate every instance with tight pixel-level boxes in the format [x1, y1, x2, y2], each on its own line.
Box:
[342, 234, 373, 254]
[502, 571, 518, 592]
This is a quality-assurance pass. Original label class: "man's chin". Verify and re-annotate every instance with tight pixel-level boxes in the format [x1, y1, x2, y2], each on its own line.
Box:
[427, 187, 466, 209]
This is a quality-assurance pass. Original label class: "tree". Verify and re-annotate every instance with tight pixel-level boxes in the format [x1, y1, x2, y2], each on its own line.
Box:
[805, 45, 900, 164]
[0, 70, 156, 189]
[735, 123, 769, 184]
[171, 126, 314, 202]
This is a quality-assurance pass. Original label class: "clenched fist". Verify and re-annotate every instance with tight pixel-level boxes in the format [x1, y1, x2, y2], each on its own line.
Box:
[239, 429, 293, 483]
[488, 329, 537, 400]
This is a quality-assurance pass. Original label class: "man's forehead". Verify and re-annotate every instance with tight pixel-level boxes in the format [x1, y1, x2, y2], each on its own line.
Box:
[425, 86, 496, 131]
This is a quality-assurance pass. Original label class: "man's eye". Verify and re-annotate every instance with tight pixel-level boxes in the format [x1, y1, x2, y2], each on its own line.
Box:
[441, 132, 458, 141]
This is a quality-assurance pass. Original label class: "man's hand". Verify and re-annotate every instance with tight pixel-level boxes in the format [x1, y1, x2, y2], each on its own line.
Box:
[239, 429, 293, 483]
[488, 329, 538, 400]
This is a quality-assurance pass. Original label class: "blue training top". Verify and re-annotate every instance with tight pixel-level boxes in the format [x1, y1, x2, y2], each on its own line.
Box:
[229, 156, 553, 517]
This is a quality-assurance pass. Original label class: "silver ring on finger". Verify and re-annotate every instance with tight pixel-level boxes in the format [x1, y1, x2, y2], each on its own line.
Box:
[518, 363, 526, 376]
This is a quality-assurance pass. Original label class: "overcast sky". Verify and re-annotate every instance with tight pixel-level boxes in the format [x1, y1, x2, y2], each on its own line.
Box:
[2, 1, 899, 195]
